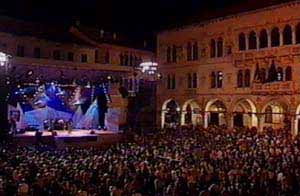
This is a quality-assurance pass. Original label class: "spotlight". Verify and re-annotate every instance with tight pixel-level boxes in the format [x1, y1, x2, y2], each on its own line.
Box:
[107, 75, 112, 80]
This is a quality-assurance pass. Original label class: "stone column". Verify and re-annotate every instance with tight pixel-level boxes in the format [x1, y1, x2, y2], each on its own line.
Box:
[245, 34, 249, 50]
[267, 30, 271, 48]
[256, 32, 260, 50]
[280, 29, 284, 46]
[256, 113, 263, 132]
[292, 26, 296, 45]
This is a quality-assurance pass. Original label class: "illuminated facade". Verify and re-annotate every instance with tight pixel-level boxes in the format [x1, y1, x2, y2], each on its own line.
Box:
[157, 1, 300, 135]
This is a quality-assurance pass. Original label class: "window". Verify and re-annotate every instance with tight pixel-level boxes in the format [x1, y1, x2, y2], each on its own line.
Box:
[167, 74, 176, 89]
[296, 23, 300, 44]
[67, 52, 74, 61]
[271, 27, 280, 47]
[211, 72, 216, 88]
[259, 29, 268, 48]
[237, 70, 243, 88]
[283, 25, 292, 45]
[187, 73, 192, 88]
[277, 67, 283, 81]
[171, 74, 176, 89]
[244, 69, 251, 87]
[239, 33, 246, 51]
[187, 42, 192, 61]
[124, 54, 128, 66]
[285, 66, 292, 81]
[167, 46, 171, 63]
[248, 31, 257, 49]
[119, 53, 124, 65]
[53, 50, 61, 60]
[129, 54, 133, 66]
[172, 45, 177, 63]
[210, 39, 216, 58]
[81, 54, 88, 63]
[217, 71, 223, 88]
[260, 68, 266, 83]
[192, 73, 197, 88]
[217, 38, 223, 57]
[167, 75, 171, 89]
[95, 50, 99, 63]
[33, 47, 41, 58]
[192, 42, 198, 60]
[105, 51, 110, 64]
[265, 106, 273, 123]
[17, 45, 25, 57]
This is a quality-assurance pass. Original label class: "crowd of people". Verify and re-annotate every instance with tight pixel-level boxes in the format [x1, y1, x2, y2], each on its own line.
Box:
[1, 125, 300, 195]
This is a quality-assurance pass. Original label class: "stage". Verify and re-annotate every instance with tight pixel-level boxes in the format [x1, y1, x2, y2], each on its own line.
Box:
[14, 129, 124, 148]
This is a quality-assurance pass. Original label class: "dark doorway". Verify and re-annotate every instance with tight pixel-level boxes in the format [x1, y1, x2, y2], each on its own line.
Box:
[234, 113, 244, 127]
[209, 112, 219, 126]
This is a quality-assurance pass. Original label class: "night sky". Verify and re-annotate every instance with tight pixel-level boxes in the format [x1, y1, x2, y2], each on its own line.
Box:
[1, 0, 294, 40]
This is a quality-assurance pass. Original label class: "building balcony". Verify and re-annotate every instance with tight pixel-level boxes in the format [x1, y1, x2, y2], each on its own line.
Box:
[251, 81, 296, 95]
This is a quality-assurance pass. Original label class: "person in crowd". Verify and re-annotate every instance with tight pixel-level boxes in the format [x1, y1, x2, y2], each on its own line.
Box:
[1, 125, 300, 195]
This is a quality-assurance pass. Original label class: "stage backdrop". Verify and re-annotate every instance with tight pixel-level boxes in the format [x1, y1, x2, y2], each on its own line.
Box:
[8, 83, 120, 132]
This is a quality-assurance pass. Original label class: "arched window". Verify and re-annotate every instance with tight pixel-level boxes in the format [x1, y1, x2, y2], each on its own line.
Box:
[237, 70, 243, 87]
[167, 46, 171, 63]
[211, 72, 216, 88]
[239, 33, 246, 51]
[283, 25, 292, 45]
[217, 38, 223, 57]
[265, 106, 273, 123]
[244, 69, 251, 87]
[296, 23, 300, 44]
[217, 71, 223, 88]
[285, 66, 292, 81]
[271, 27, 280, 47]
[171, 74, 176, 89]
[124, 54, 128, 66]
[187, 73, 192, 88]
[193, 42, 198, 60]
[210, 39, 216, 58]
[192, 73, 197, 88]
[172, 45, 177, 62]
[260, 68, 266, 83]
[105, 51, 110, 64]
[248, 31, 257, 49]
[129, 54, 133, 66]
[167, 75, 171, 89]
[119, 53, 124, 65]
[259, 29, 268, 48]
[187, 42, 192, 61]
[277, 67, 283, 81]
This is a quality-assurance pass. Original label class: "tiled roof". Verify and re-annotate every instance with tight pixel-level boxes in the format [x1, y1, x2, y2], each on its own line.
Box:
[0, 16, 93, 46]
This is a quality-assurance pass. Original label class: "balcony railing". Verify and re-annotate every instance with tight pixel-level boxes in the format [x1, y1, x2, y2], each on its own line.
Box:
[251, 81, 296, 94]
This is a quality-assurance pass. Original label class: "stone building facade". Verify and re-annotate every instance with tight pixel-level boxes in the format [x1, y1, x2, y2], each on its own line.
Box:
[156, 1, 300, 135]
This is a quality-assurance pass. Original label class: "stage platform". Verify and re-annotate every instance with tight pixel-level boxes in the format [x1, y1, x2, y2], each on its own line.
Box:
[14, 130, 124, 148]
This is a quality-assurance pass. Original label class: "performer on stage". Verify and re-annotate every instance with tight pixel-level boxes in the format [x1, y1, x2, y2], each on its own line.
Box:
[97, 92, 108, 130]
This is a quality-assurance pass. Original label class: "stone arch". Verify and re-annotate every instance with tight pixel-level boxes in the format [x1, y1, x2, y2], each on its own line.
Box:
[261, 99, 289, 130]
[232, 98, 258, 128]
[181, 99, 202, 126]
[161, 99, 180, 128]
[204, 98, 227, 127]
